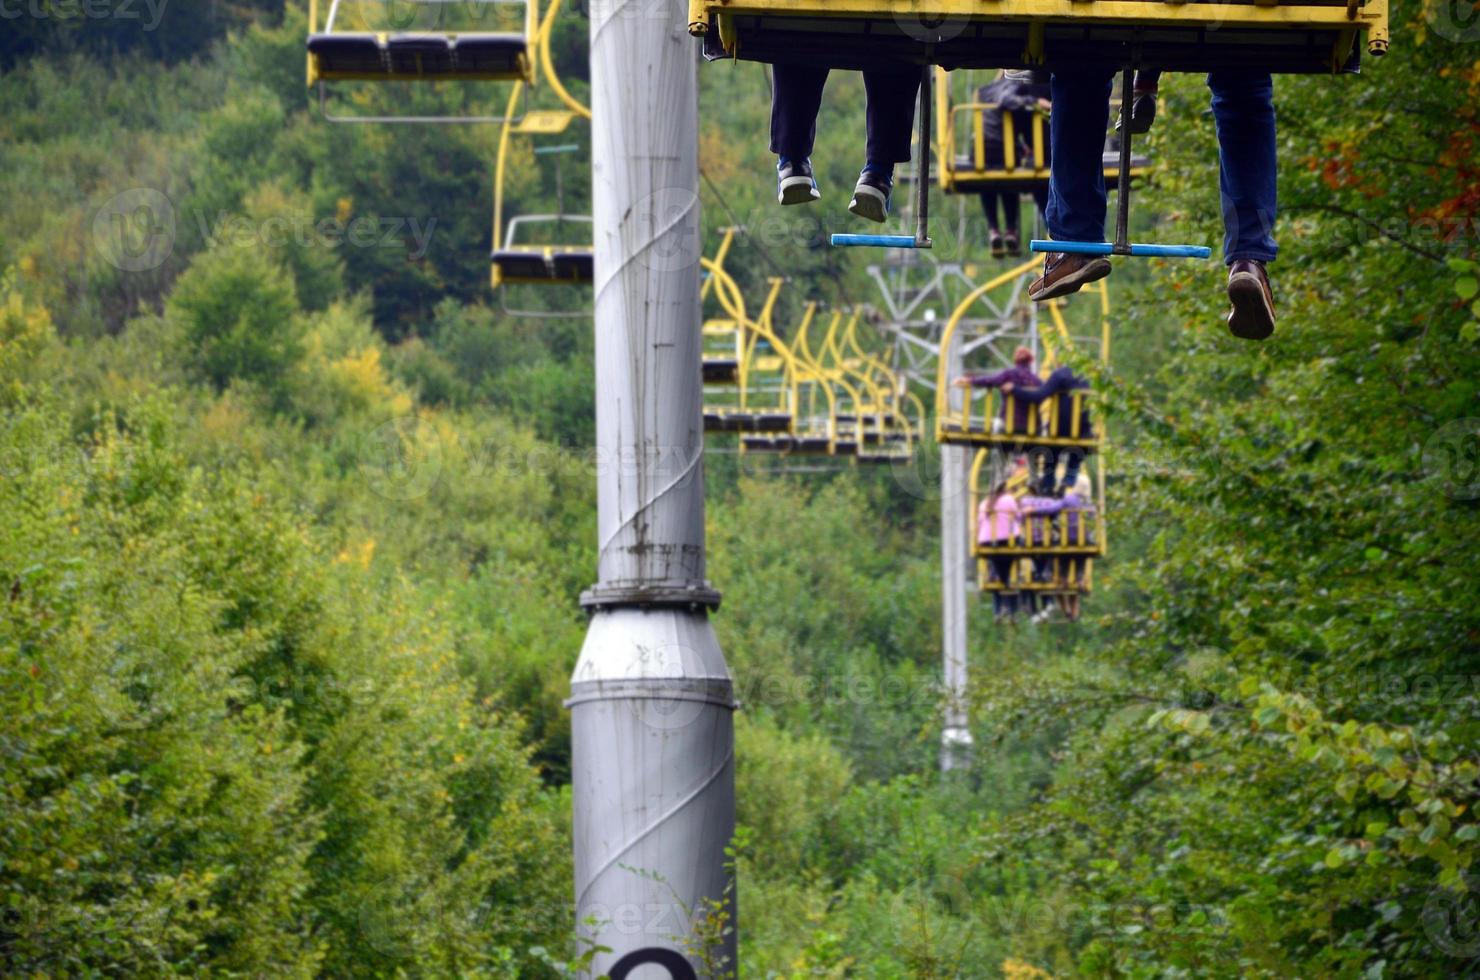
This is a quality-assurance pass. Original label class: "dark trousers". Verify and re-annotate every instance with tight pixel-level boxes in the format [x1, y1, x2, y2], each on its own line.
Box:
[981, 191, 1020, 235]
[1026, 445, 1083, 494]
[988, 555, 1018, 616]
[1046, 70, 1277, 265]
[770, 63, 920, 166]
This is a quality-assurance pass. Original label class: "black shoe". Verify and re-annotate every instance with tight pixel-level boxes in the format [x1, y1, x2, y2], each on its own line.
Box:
[847, 169, 892, 223]
[777, 157, 820, 206]
[1115, 90, 1158, 135]
[1004, 232, 1022, 256]
[989, 231, 1006, 258]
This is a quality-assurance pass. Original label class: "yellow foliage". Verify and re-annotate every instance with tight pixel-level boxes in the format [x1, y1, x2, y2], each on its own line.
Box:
[1002, 958, 1054, 980]
[0, 267, 56, 401]
[200, 392, 254, 449]
[328, 346, 390, 402]
[335, 538, 377, 570]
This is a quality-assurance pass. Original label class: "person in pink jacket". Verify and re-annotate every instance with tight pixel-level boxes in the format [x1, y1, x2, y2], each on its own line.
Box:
[977, 480, 1023, 619]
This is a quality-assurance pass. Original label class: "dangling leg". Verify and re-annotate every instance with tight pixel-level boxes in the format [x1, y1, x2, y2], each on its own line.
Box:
[848, 65, 922, 223]
[981, 191, 1006, 256]
[1002, 191, 1022, 255]
[1208, 70, 1278, 339]
[770, 62, 829, 205]
[1031, 68, 1115, 301]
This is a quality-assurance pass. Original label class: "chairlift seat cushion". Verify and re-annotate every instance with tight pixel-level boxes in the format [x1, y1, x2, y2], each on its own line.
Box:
[310, 32, 527, 79]
[308, 33, 387, 75]
[703, 359, 741, 384]
[550, 250, 594, 282]
[492, 248, 593, 284]
[491, 250, 552, 282]
[704, 411, 794, 433]
[451, 35, 530, 76]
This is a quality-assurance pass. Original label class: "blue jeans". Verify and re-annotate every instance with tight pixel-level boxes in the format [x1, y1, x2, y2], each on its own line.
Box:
[1045, 71, 1278, 266]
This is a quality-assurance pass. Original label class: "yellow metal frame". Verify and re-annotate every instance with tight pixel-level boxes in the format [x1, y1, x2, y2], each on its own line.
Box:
[969, 448, 1104, 594]
[690, 0, 1389, 59]
[489, 0, 594, 289]
[702, 265, 803, 428]
[933, 257, 1107, 449]
[698, 231, 920, 459]
[839, 312, 926, 455]
[933, 68, 1151, 195]
[979, 561, 1093, 593]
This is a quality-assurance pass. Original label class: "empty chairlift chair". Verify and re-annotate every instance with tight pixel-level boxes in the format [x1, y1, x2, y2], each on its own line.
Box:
[701, 266, 797, 435]
[491, 117, 595, 303]
[308, 0, 535, 83]
[740, 302, 850, 456]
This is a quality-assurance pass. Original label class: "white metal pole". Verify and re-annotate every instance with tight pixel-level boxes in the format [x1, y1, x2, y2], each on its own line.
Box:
[570, 0, 736, 972]
[940, 330, 973, 772]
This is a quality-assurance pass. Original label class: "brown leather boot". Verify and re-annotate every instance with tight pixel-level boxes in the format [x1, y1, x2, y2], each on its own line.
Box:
[1028, 251, 1112, 302]
[1227, 259, 1276, 340]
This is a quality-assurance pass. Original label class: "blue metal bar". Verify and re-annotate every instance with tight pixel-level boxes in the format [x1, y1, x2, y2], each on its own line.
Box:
[831, 234, 922, 248]
[1029, 239, 1212, 259]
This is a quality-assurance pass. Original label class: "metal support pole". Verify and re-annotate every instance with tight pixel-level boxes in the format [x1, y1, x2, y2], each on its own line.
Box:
[940, 326, 972, 772]
[915, 64, 933, 249]
[1112, 67, 1134, 256]
[570, 0, 736, 972]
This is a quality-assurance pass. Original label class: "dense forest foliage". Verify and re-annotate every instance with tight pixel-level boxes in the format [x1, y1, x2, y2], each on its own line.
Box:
[2, 0, 1478, 975]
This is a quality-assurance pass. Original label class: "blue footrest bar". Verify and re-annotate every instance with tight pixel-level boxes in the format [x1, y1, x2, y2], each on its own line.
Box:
[1030, 240, 1212, 259]
[831, 234, 924, 249]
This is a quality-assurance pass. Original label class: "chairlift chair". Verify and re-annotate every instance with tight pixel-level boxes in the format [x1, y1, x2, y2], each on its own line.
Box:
[694, 0, 1387, 257]
[308, 0, 537, 123]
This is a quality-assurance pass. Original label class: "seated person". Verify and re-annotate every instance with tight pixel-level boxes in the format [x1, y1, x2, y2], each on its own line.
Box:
[1056, 474, 1096, 620]
[952, 346, 1041, 436]
[1030, 68, 1277, 341]
[977, 480, 1023, 620]
[1018, 483, 1063, 585]
[974, 70, 1051, 257]
[1002, 365, 1095, 491]
[771, 64, 920, 223]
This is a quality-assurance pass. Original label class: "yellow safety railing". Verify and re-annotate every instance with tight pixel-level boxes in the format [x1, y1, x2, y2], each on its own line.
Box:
[941, 100, 1049, 188]
[968, 448, 1104, 594]
[934, 258, 1100, 448]
[703, 268, 800, 426]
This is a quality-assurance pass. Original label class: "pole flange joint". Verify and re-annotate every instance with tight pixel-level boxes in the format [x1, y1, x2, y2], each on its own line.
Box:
[580, 582, 723, 613]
